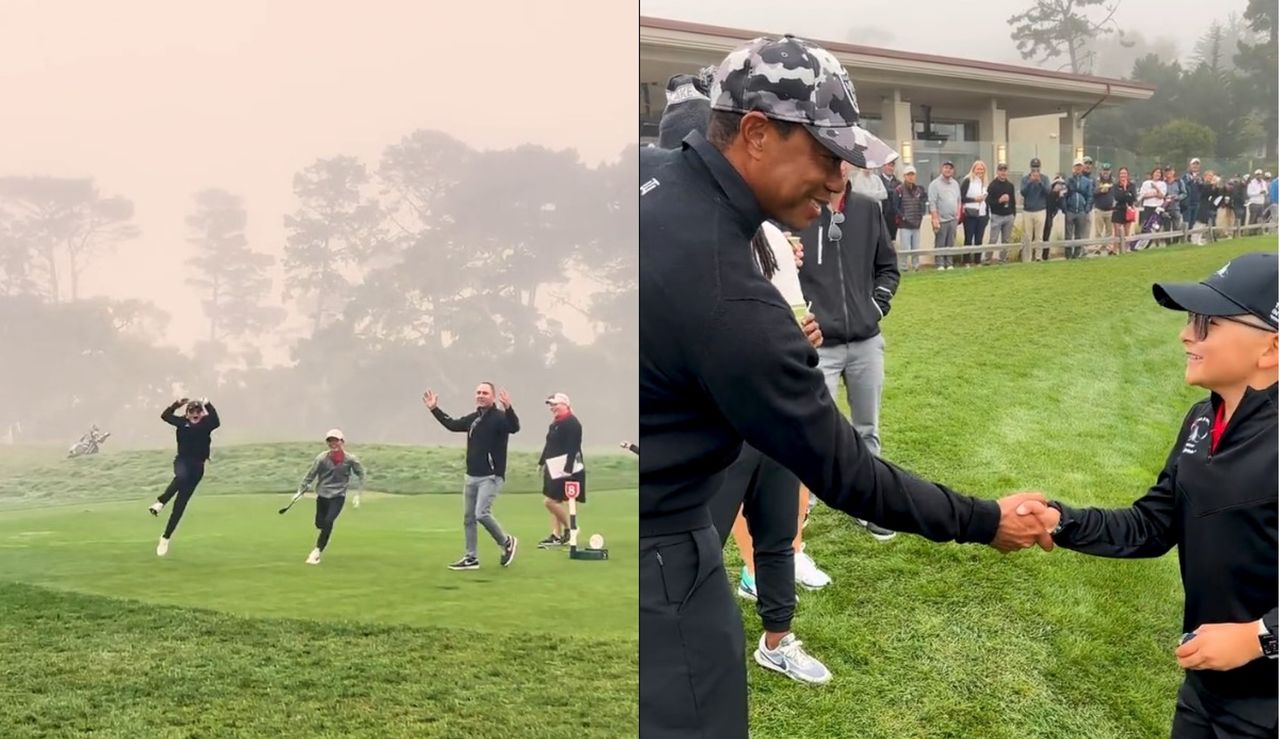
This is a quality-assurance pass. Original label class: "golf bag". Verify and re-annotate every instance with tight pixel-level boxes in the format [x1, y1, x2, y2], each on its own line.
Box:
[67, 427, 110, 458]
[1134, 205, 1167, 251]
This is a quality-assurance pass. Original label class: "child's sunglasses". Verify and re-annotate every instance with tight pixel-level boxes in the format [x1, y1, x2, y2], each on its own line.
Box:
[1186, 312, 1275, 341]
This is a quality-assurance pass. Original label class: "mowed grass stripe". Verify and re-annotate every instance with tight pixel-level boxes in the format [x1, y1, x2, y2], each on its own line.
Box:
[0, 492, 636, 638]
[0, 581, 636, 739]
[0, 443, 637, 510]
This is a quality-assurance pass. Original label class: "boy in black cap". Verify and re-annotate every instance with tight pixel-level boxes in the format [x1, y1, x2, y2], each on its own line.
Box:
[1019, 252, 1278, 738]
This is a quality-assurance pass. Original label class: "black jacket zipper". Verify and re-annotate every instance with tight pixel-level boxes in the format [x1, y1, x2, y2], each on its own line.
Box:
[832, 208, 851, 334]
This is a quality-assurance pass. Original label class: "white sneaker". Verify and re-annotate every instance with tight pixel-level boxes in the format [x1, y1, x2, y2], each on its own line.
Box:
[156, 537, 169, 557]
[754, 632, 832, 685]
[794, 548, 831, 590]
[306, 548, 321, 565]
[148, 502, 163, 516]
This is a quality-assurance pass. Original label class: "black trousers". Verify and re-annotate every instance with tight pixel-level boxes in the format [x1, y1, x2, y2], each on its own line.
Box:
[639, 525, 747, 738]
[1171, 678, 1277, 738]
[961, 214, 988, 264]
[158, 456, 205, 539]
[315, 495, 346, 551]
[708, 444, 799, 634]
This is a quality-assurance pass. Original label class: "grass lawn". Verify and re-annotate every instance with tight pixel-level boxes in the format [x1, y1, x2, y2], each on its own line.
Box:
[727, 237, 1278, 739]
[0, 444, 637, 738]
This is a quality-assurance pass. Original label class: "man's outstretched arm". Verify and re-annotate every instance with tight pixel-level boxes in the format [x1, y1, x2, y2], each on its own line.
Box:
[697, 297, 1049, 552]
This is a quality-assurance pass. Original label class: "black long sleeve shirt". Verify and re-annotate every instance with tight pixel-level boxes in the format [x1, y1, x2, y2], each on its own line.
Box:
[986, 178, 1018, 217]
[161, 401, 220, 461]
[638, 132, 1001, 542]
[1052, 384, 1277, 701]
[431, 404, 520, 477]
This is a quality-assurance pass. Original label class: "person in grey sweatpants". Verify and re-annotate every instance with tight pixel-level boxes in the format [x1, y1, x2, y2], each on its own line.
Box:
[424, 383, 520, 570]
[796, 179, 900, 541]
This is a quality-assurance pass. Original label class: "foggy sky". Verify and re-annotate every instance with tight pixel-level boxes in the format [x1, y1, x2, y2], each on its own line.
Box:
[642, 0, 1231, 70]
[0, 1, 638, 356]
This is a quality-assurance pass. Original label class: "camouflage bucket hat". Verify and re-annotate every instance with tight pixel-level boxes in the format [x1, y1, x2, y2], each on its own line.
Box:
[708, 35, 897, 169]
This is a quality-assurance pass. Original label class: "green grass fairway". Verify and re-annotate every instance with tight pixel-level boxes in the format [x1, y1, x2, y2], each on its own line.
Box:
[725, 238, 1278, 739]
[0, 444, 637, 738]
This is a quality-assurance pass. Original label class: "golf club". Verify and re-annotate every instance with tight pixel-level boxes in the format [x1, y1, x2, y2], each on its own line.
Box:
[278, 490, 305, 515]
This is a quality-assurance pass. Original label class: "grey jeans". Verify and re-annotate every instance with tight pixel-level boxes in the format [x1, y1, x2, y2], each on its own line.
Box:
[464, 474, 508, 558]
[1064, 212, 1090, 258]
[987, 213, 1015, 262]
[934, 220, 957, 268]
[898, 228, 921, 269]
[816, 333, 885, 456]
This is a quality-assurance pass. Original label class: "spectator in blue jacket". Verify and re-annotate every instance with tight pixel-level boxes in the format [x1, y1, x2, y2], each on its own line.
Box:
[1063, 158, 1094, 259]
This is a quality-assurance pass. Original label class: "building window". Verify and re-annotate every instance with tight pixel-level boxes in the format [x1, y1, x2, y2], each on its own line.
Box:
[912, 119, 978, 142]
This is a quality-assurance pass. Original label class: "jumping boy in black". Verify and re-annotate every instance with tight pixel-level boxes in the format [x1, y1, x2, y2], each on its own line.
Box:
[149, 397, 220, 556]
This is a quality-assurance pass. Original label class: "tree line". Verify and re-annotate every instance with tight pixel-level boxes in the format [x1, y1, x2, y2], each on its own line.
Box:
[0, 131, 637, 448]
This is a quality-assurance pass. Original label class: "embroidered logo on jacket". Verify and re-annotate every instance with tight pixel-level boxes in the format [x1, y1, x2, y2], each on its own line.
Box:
[1182, 416, 1212, 454]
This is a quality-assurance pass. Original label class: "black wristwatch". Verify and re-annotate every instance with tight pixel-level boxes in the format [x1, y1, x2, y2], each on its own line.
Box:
[1046, 500, 1067, 536]
[1259, 620, 1278, 658]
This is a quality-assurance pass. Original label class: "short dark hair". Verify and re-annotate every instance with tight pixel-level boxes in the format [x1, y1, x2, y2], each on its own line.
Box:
[706, 110, 799, 150]
[479, 382, 496, 394]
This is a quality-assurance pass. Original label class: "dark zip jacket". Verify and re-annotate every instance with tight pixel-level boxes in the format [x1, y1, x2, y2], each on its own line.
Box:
[880, 172, 901, 223]
[638, 131, 1001, 541]
[1051, 383, 1277, 702]
[431, 404, 520, 478]
[896, 182, 929, 228]
[161, 401, 220, 461]
[794, 190, 900, 345]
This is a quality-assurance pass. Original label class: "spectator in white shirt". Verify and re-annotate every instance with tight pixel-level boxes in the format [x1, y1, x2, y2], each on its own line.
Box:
[1139, 166, 1168, 233]
[958, 161, 989, 266]
[1246, 169, 1268, 225]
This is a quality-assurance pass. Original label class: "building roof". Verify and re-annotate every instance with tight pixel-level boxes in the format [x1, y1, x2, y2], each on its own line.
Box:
[642, 16, 1155, 107]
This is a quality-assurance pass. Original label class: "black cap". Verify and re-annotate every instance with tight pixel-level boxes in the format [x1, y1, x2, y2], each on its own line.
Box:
[1153, 252, 1278, 329]
[1030, 157, 1041, 168]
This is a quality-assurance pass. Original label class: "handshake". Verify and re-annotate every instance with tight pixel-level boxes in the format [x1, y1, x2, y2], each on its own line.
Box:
[990, 492, 1060, 553]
